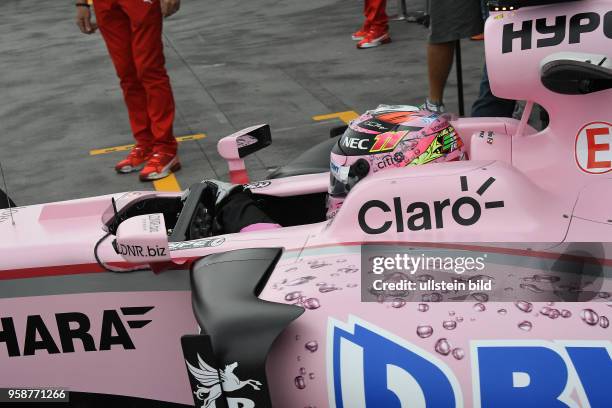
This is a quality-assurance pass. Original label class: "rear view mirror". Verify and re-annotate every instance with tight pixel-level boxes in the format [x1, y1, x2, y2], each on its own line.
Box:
[218, 124, 271, 160]
[114, 213, 171, 263]
[541, 52, 612, 95]
[217, 124, 272, 184]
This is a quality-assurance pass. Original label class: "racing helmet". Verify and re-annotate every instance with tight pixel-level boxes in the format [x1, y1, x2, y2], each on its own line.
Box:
[327, 105, 466, 219]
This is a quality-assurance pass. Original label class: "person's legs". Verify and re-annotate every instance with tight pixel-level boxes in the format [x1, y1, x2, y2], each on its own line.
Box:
[352, 0, 372, 40]
[363, 0, 373, 28]
[94, 0, 153, 150]
[368, 0, 388, 31]
[425, 0, 482, 111]
[357, 0, 390, 48]
[471, 0, 488, 40]
[427, 42, 455, 104]
[120, 0, 177, 157]
[471, 64, 516, 117]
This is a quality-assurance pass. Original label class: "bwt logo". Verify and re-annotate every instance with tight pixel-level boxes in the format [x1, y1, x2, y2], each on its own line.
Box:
[358, 176, 504, 234]
[0, 306, 153, 357]
[328, 316, 612, 408]
[502, 11, 612, 54]
[328, 316, 461, 407]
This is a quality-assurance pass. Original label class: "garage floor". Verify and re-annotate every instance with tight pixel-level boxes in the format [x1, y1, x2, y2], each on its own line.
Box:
[1, 0, 485, 205]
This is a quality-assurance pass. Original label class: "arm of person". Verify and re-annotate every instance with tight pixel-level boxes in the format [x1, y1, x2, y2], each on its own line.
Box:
[75, 2, 97, 34]
[160, 0, 181, 18]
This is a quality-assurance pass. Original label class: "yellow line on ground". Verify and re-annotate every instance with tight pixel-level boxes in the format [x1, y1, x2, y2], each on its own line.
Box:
[152, 173, 182, 192]
[89, 133, 206, 156]
[312, 111, 359, 125]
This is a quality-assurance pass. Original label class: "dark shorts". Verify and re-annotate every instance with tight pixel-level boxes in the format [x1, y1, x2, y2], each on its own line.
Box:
[428, 0, 484, 44]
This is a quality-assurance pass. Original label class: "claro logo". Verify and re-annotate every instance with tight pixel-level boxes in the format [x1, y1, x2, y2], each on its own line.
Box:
[502, 11, 612, 54]
[0, 307, 153, 357]
[358, 176, 505, 234]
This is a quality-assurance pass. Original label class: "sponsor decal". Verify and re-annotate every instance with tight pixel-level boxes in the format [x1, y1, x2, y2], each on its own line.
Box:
[343, 137, 370, 150]
[0, 208, 20, 223]
[362, 120, 391, 132]
[473, 340, 612, 408]
[115, 243, 167, 258]
[144, 213, 162, 233]
[168, 237, 225, 251]
[330, 161, 350, 182]
[358, 176, 504, 234]
[478, 130, 495, 145]
[186, 354, 261, 408]
[373, 152, 405, 171]
[329, 316, 611, 407]
[502, 11, 612, 54]
[244, 180, 272, 189]
[0, 307, 153, 357]
[575, 121, 611, 174]
[369, 131, 406, 153]
[328, 316, 461, 407]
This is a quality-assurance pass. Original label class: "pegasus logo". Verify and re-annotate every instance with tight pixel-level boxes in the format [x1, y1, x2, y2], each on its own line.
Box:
[186, 354, 262, 408]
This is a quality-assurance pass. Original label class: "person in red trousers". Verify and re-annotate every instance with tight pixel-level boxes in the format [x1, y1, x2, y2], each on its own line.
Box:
[75, 0, 181, 181]
[352, 0, 391, 49]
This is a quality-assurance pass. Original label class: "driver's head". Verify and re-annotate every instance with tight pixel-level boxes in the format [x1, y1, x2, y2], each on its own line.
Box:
[327, 105, 466, 219]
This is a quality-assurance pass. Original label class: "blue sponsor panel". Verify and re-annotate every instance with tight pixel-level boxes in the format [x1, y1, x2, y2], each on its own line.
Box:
[477, 346, 571, 408]
[475, 342, 612, 408]
[329, 317, 460, 407]
[565, 346, 612, 408]
[329, 316, 612, 408]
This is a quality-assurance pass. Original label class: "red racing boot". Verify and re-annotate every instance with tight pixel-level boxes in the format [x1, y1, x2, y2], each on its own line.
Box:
[139, 151, 181, 181]
[352, 22, 371, 41]
[357, 27, 391, 49]
[115, 146, 153, 174]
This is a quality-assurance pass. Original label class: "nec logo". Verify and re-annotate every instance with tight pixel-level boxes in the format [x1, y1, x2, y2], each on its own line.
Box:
[502, 11, 612, 54]
[343, 138, 370, 150]
[0, 307, 153, 357]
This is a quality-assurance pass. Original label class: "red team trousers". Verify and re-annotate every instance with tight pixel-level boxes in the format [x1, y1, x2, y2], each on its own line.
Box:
[94, 0, 177, 154]
[364, 0, 388, 30]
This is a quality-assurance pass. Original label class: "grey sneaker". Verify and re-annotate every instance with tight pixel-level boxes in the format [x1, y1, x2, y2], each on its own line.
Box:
[420, 99, 446, 113]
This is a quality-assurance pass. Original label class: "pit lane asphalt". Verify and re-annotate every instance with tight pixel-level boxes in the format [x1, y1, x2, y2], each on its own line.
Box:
[1, 0, 485, 205]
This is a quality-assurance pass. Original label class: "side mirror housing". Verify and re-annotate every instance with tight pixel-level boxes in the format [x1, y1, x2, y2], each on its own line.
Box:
[114, 213, 171, 263]
[217, 124, 272, 184]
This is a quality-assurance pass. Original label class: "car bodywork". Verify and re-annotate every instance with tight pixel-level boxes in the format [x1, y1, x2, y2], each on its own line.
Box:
[1, 0, 612, 407]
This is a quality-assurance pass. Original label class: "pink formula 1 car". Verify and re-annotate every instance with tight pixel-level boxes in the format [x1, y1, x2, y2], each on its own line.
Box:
[1, 0, 612, 407]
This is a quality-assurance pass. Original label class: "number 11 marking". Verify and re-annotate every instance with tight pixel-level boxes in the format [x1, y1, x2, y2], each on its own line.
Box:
[370, 132, 405, 153]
